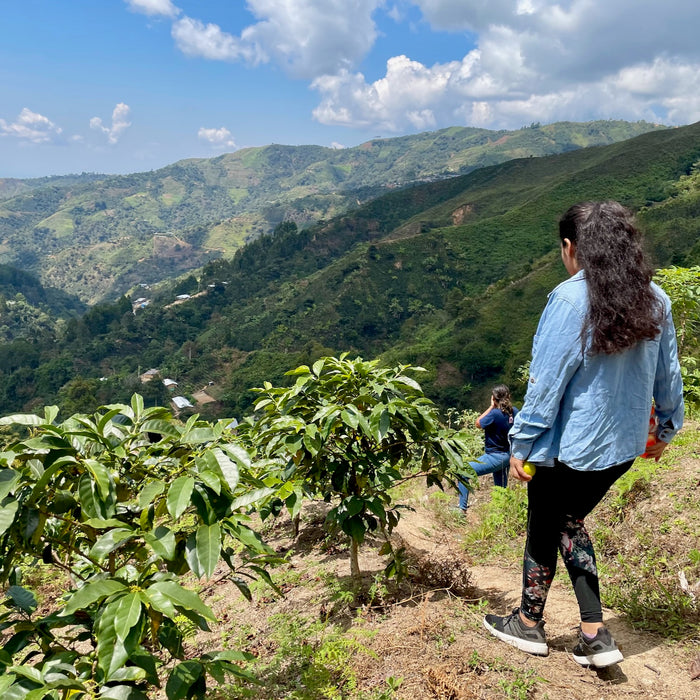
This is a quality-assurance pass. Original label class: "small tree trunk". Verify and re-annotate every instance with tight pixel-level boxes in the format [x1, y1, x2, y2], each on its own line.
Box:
[350, 537, 361, 582]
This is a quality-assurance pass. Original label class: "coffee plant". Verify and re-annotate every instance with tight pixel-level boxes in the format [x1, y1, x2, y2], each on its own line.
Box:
[249, 355, 473, 581]
[0, 395, 282, 700]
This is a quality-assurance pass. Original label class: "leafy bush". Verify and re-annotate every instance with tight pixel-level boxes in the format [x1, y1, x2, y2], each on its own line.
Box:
[248, 356, 472, 581]
[655, 265, 700, 413]
[0, 395, 282, 699]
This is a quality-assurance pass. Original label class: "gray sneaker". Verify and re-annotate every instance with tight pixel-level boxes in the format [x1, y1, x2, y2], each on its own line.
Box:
[572, 627, 623, 668]
[483, 608, 548, 656]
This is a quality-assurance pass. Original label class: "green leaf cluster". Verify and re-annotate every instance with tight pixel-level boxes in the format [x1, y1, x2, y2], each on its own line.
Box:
[249, 355, 473, 579]
[655, 266, 700, 413]
[0, 395, 281, 699]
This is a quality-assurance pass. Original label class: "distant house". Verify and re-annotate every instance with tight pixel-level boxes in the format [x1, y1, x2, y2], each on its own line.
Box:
[171, 396, 194, 410]
[132, 297, 150, 313]
[139, 368, 160, 383]
[162, 378, 178, 390]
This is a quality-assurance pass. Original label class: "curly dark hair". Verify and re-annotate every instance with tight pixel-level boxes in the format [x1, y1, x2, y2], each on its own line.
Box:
[559, 201, 663, 355]
[492, 384, 513, 416]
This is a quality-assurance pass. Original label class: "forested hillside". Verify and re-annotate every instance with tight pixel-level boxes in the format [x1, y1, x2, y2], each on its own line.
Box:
[0, 172, 105, 202]
[0, 121, 663, 304]
[0, 121, 698, 416]
[0, 265, 85, 343]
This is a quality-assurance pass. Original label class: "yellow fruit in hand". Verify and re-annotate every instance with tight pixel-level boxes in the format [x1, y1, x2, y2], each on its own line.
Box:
[523, 462, 536, 477]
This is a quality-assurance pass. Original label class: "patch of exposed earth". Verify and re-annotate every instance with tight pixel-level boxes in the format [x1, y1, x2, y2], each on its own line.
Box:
[190, 465, 699, 700]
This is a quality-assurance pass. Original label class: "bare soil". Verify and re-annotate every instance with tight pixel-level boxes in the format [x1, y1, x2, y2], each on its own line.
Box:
[191, 452, 700, 700]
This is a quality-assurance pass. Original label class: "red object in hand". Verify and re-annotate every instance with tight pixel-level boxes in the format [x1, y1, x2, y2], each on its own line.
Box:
[641, 407, 657, 459]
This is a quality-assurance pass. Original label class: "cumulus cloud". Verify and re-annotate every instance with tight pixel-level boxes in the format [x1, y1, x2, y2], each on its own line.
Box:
[0, 108, 63, 143]
[172, 17, 255, 62]
[167, 0, 382, 79]
[127, 0, 700, 133]
[125, 0, 179, 18]
[313, 54, 503, 131]
[240, 0, 381, 79]
[198, 127, 237, 148]
[90, 103, 132, 144]
[313, 0, 700, 131]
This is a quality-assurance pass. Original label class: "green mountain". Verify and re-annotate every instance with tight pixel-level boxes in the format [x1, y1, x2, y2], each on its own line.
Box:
[0, 173, 106, 202]
[1, 121, 698, 416]
[0, 121, 664, 304]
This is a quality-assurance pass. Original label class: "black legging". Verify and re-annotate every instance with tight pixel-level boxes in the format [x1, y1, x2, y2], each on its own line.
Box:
[520, 459, 633, 623]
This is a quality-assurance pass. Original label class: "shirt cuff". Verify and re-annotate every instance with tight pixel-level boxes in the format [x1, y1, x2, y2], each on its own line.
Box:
[657, 428, 677, 443]
[510, 441, 532, 461]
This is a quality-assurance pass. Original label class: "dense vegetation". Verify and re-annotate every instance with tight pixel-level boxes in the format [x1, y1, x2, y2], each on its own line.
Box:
[0, 121, 699, 418]
[0, 121, 663, 303]
[0, 265, 85, 338]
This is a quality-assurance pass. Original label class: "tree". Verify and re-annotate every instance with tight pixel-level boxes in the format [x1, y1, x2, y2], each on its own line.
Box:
[249, 355, 472, 582]
[0, 395, 281, 698]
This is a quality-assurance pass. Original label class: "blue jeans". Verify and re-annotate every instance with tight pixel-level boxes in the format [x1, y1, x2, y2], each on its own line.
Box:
[458, 451, 510, 510]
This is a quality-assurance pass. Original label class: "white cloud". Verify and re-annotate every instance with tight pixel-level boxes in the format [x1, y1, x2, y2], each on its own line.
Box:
[172, 17, 254, 62]
[125, 0, 179, 18]
[312, 1, 700, 131]
[313, 50, 700, 133]
[241, 0, 382, 79]
[128, 0, 700, 134]
[612, 58, 700, 125]
[198, 127, 237, 148]
[330, 141, 346, 149]
[90, 103, 132, 144]
[164, 1, 382, 79]
[0, 108, 63, 144]
[312, 53, 507, 131]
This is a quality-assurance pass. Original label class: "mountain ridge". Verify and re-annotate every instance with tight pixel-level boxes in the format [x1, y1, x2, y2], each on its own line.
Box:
[0, 120, 665, 304]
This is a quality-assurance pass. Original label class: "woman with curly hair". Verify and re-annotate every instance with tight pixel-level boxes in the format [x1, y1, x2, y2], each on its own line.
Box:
[483, 201, 684, 667]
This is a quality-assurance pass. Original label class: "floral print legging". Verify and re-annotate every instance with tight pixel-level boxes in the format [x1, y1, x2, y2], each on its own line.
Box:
[520, 459, 634, 623]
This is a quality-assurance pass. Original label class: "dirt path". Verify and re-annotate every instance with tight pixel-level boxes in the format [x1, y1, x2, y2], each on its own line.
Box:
[389, 508, 699, 699]
[192, 470, 699, 699]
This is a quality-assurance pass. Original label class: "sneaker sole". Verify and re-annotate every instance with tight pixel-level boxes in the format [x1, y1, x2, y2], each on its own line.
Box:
[482, 617, 549, 656]
[572, 648, 624, 668]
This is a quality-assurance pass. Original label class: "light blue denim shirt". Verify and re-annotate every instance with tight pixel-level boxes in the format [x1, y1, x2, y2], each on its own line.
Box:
[510, 271, 684, 471]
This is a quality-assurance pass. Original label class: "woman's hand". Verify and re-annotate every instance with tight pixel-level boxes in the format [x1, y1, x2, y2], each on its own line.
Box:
[510, 456, 533, 482]
[643, 439, 669, 461]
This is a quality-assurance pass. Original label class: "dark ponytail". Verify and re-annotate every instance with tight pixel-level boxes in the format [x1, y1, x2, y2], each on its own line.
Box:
[492, 384, 513, 416]
[559, 201, 663, 355]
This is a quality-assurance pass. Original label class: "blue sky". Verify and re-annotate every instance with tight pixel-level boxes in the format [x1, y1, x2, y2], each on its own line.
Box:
[2, 0, 700, 178]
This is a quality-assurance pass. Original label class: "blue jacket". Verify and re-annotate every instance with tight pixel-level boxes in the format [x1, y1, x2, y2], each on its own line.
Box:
[510, 271, 684, 471]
